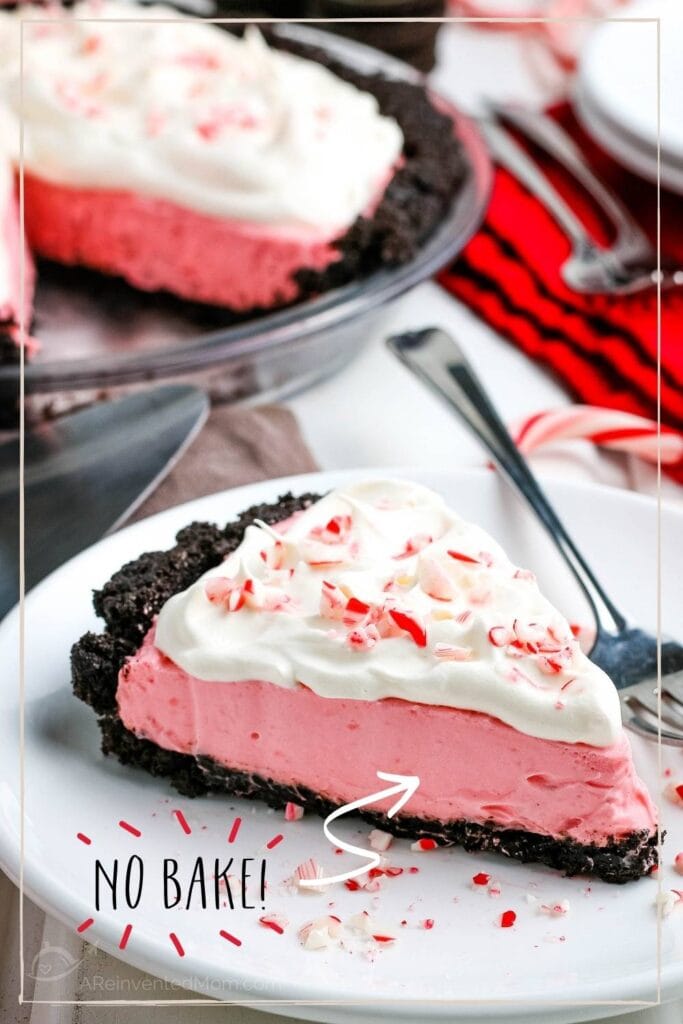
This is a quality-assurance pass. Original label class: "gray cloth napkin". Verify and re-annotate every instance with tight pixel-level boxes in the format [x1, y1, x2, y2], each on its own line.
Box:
[130, 403, 318, 522]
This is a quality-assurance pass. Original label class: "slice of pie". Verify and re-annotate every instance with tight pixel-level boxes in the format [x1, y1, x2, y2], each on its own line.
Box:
[72, 479, 657, 883]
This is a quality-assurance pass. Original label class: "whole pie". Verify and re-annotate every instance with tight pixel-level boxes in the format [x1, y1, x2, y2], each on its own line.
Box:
[0, 1, 467, 361]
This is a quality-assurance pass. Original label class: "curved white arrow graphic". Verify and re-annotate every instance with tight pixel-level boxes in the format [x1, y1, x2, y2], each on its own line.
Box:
[298, 771, 420, 888]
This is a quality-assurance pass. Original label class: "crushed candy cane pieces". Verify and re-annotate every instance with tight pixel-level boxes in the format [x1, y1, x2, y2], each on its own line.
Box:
[298, 915, 342, 950]
[284, 802, 304, 822]
[393, 533, 433, 560]
[655, 890, 683, 917]
[499, 910, 516, 928]
[389, 609, 427, 648]
[664, 782, 683, 806]
[675, 853, 683, 876]
[410, 838, 438, 852]
[348, 911, 397, 944]
[368, 829, 393, 852]
[434, 642, 473, 662]
[294, 858, 327, 891]
[539, 899, 570, 917]
[447, 550, 480, 565]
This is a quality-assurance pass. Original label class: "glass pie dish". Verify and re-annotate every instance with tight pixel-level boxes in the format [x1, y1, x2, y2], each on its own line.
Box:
[1, 22, 492, 420]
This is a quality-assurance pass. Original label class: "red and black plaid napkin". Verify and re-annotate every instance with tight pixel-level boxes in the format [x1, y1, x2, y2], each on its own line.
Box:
[439, 104, 683, 482]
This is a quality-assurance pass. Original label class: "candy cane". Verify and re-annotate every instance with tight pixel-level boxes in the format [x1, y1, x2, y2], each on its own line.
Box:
[512, 406, 683, 469]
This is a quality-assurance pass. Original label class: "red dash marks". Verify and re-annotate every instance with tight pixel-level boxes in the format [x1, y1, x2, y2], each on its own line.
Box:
[76, 917, 94, 933]
[220, 929, 242, 947]
[228, 817, 242, 844]
[266, 833, 284, 850]
[499, 910, 516, 929]
[119, 924, 133, 950]
[118, 820, 142, 838]
[173, 809, 192, 835]
[169, 932, 185, 957]
[76, 832, 92, 845]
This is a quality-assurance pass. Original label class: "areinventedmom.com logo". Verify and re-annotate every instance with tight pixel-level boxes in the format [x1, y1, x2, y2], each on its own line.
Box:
[28, 940, 281, 996]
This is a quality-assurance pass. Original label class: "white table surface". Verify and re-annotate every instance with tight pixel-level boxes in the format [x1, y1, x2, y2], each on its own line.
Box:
[3, 19, 681, 1024]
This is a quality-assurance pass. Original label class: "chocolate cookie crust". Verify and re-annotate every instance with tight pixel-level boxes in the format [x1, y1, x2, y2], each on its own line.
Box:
[71, 493, 658, 886]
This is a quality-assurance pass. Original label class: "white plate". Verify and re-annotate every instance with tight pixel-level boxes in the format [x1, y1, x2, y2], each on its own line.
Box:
[1, 467, 682, 1023]
[576, 0, 683, 193]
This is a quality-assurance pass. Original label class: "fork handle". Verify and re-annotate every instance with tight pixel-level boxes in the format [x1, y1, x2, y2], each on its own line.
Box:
[387, 328, 627, 636]
[480, 118, 591, 249]
[490, 104, 651, 253]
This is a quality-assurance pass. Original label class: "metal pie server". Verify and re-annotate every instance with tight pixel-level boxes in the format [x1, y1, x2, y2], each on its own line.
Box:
[387, 327, 683, 745]
[0, 385, 209, 620]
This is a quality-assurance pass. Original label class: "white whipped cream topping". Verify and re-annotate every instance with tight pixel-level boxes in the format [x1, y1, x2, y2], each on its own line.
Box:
[0, 2, 403, 233]
[155, 479, 622, 747]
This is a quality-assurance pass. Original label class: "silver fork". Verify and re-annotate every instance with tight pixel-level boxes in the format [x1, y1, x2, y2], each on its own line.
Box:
[387, 327, 683, 746]
[480, 115, 681, 296]
[490, 102, 655, 271]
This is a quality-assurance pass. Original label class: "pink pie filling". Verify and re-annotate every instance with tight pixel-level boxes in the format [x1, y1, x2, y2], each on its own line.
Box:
[117, 627, 656, 846]
[23, 174, 341, 311]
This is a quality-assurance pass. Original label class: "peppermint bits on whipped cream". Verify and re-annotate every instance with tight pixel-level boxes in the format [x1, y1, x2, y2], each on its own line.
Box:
[155, 479, 623, 748]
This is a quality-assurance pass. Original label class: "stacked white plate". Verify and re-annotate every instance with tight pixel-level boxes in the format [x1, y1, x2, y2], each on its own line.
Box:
[576, 0, 683, 194]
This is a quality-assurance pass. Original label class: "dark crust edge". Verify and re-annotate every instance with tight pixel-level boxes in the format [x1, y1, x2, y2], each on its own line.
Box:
[71, 494, 658, 885]
[267, 31, 468, 297]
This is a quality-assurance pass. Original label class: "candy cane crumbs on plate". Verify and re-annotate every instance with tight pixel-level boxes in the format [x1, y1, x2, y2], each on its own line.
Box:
[539, 899, 570, 917]
[346, 910, 371, 934]
[421, 918, 435, 930]
[664, 782, 683, 806]
[655, 891, 683, 918]
[298, 915, 342, 950]
[488, 880, 502, 898]
[393, 533, 432, 560]
[259, 914, 288, 935]
[499, 910, 516, 928]
[512, 405, 683, 470]
[294, 858, 327, 892]
[284, 802, 304, 822]
[347, 911, 398, 944]
[389, 609, 427, 648]
[471, 872, 490, 889]
[368, 829, 393, 852]
[410, 838, 438, 852]
[674, 853, 683, 876]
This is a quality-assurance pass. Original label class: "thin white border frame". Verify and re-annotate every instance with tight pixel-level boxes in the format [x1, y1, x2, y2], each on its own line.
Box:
[14, 6, 667, 1015]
